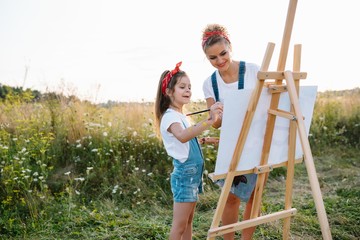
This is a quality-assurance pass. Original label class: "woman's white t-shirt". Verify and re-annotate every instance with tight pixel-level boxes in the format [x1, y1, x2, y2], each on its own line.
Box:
[160, 108, 190, 163]
[202, 62, 260, 103]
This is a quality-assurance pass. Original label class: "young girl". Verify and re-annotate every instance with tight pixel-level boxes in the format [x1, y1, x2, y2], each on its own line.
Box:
[154, 61, 222, 240]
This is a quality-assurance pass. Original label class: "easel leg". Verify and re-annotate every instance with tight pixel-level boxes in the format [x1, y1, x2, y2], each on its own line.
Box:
[285, 71, 333, 240]
[282, 44, 302, 239]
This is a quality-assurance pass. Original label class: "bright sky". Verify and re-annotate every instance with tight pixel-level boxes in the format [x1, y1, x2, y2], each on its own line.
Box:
[0, 0, 359, 103]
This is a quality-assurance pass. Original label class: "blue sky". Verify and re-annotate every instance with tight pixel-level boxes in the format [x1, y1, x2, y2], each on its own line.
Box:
[0, 0, 359, 102]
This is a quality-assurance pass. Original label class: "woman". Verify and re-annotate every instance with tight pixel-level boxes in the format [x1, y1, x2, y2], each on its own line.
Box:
[201, 23, 260, 240]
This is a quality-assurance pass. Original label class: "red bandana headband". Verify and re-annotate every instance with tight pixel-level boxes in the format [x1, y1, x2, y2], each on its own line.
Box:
[202, 31, 230, 48]
[161, 61, 182, 95]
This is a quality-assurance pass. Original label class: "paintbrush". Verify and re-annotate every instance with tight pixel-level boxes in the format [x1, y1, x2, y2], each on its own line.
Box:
[186, 108, 210, 116]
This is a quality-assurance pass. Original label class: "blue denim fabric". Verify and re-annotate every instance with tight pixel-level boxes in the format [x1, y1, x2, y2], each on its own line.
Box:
[216, 173, 257, 202]
[171, 137, 204, 203]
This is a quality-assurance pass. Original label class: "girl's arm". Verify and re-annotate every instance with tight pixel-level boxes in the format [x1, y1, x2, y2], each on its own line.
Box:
[169, 118, 214, 143]
[169, 103, 222, 143]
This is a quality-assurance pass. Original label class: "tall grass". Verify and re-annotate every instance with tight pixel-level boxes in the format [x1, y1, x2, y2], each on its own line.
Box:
[309, 88, 360, 149]
[0, 88, 359, 239]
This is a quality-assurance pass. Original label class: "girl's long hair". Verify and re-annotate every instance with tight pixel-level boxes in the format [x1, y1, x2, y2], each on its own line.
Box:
[154, 70, 186, 139]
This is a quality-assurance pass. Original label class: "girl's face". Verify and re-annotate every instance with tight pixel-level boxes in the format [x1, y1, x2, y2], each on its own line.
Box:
[168, 75, 192, 106]
[205, 41, 232, 71]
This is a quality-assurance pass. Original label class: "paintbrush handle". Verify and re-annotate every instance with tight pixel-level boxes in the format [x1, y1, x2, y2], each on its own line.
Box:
[186, 108, 210, 116]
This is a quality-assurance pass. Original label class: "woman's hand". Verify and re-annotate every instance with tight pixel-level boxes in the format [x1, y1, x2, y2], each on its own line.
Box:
[199, 137, 220, 145]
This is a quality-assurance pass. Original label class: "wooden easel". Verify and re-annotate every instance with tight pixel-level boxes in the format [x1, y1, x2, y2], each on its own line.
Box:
[207, 0, 332, 239]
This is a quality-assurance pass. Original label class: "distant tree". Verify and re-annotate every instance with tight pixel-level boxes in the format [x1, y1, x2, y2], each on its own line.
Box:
[0, 83, 42, 102]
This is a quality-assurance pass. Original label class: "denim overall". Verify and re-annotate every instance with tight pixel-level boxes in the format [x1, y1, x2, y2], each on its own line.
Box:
[212, 61, 258, 202]
[170, 136, 204, 203]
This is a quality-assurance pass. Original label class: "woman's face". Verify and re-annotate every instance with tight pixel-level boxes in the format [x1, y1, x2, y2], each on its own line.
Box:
[205, 41, 232, 71]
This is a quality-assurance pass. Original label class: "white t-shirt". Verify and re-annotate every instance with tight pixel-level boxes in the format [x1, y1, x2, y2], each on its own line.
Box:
[160, 108, 190, 163]
[203, 62, 260, 103]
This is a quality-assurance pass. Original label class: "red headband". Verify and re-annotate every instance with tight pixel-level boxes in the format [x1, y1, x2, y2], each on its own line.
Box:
[202, 31, 230, 48]
[161, 61, 182, 95]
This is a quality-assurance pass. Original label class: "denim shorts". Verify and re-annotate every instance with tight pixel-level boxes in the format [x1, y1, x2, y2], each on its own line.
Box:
[216, 173, 257, 202]
[170, 163, 204, 203]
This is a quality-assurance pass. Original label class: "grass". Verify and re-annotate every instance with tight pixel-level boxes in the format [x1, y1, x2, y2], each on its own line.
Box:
[2, 146, 358, 240]
[0, 88, 359, 239]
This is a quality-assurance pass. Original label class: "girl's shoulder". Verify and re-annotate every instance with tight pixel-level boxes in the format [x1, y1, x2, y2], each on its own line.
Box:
[161, 109, 187, 131]
[162, 109, 185, 122]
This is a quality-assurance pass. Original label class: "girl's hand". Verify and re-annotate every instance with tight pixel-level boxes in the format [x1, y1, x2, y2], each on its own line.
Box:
[209, 102, 223, 123]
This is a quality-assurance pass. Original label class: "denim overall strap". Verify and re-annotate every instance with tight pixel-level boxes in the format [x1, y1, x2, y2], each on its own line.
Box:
[238, 61, 246, 90]
[211, 71, 219, 102]
[172, 137, 203, 166]
[173, 120, 204, 167]
[211, 61, 246, 102]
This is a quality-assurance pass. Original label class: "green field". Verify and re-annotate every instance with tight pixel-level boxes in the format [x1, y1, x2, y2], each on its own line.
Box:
[0, 86, 359, 239]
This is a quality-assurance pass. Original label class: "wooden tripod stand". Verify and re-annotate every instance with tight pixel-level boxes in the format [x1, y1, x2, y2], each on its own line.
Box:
[207, 0, 332, 239]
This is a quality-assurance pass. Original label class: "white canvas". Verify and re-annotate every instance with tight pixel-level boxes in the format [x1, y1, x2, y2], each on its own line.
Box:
[214, 86, 317, 176]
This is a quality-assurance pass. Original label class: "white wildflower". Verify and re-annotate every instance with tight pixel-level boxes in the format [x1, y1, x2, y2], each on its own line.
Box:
[86, 167, 93, 175]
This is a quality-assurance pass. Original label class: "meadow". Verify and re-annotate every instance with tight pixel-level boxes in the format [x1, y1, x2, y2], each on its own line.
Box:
[0, 86, 359, 239]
